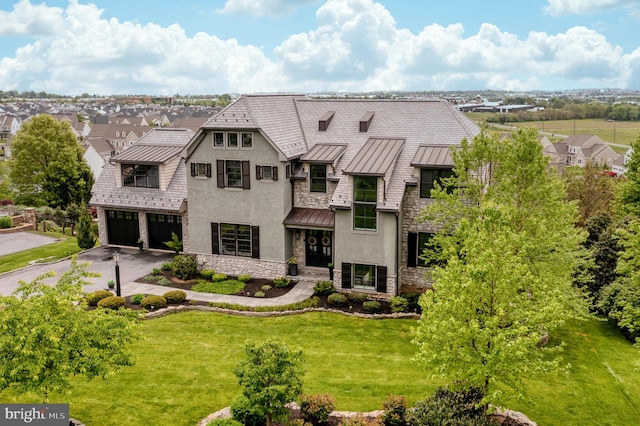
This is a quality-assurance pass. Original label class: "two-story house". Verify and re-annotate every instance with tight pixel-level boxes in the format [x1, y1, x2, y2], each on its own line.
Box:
[184, 94, 479, 296]
[91, 128, 194, 250]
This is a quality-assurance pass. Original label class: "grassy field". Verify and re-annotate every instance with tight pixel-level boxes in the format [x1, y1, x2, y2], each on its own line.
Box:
[1, 311, 638, 426]
[0, 231, 81, 273]
[465, 115, 640, 147]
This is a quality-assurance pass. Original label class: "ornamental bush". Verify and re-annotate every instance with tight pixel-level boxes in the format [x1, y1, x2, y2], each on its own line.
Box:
[130, 294, 145, 305]
[238, 274, 252, 283]
[212, 273, 228, 282]
[327, 293, 347, 307]
[273, 276, 291, 288]
[314, 280, 335, 296]
[87, 290, 113, 306]
[140, 295, 167, 310]
[389, 296, 409, 313]
[299, 393, 336, 426]
[171, 254, 198, 280]
[97, 296, 125, 310]
[230, 395, 266, 426]
[200, 269, 215, 279]
[407, 386, 489, 426]
[254, 291, 265, 298]
[163, 290, 187, 304]
[0, 216, 12, 229]
[382, 394, 408, 426]
[347, 292, 367, 304]
[363, 300, 381, 314]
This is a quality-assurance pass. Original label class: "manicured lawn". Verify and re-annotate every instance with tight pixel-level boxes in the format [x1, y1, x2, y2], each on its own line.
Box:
[1, 311, 638, 426]
[0, 231, 81, 273]
[511, 119, 640, 147]
[191, 279, 246, 294]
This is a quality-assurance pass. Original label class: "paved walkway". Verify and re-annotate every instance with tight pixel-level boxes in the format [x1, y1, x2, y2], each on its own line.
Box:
[0, 245, 316, 306]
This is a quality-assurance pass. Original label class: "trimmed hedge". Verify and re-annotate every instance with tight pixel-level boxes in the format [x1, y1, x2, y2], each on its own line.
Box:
[327, 293, 347, 307]
[200, 269, 215, 280]
[363, 300, 381, 314]
[140, 295, 167, 310]
[97, 296, 125, 310]
[87, 290, 113, 307]
[163, 290, 187, 304]
[0, 216, 12, 229]
[171, 254, 198, 280]
[314, 281, 335, 296]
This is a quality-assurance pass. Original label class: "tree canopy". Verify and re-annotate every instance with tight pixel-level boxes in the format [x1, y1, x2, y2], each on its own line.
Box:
[8, 114, 94, 208]
[0, 257, 140, 402]
[413, 128, 590, 406]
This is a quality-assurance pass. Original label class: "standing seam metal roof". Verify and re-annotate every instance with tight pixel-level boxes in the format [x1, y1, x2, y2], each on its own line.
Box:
[343, 138, 405, 176]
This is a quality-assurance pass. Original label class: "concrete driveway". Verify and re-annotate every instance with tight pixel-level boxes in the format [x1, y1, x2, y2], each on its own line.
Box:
[0, 246, 174, 297]
[0, 232, 60, 257]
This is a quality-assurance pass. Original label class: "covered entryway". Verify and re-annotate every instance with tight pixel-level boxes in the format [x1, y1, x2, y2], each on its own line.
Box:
[147, 213, 183, 250]
[305, 230, 332, 267]
[106, 210, 140, 247]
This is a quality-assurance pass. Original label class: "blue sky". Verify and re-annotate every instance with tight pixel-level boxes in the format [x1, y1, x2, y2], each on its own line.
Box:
[0, 0, 639, 95]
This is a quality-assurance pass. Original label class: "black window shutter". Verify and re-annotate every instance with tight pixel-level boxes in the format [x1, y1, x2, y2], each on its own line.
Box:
[251, 226, 260, 259]
[376, 266, 387, 293]
[216, 160, 225, 188]
[272, 166, 278, 181]
[206, 163, 212, 178]
[190, 163, 196, 177]
[255, 165, 262, 180]
[408, 232, 417, 267]
[242, 161, 251, 189]
[341, 262, 352, 289]
[211, 223, 219, 254]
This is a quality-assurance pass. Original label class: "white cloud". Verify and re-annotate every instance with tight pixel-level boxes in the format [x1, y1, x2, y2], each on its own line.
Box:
[219, 0, 321, 17]
[544, 0, 640, 16]
[0, 0, 65, 36]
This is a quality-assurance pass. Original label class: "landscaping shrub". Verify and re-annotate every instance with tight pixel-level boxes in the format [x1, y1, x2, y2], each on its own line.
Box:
[314, 280, 335, 296]
[363, 300, 381, 314]
[212, 273, 228, 282]
[341, 416, 371, 426]
[299, 393, 336, 426]
[157, 277, 172, 286]
[347, 292, 368, 304]
[382, 394, 408, 426]
[239, 274, 252, 283]
[200, 269, 215, 279]
[273, 276, 291, 288]
[130, 294, 145, 305]
[262, 285, 272, 291]
[254, 291, 266, 298]
[171, 254, 198, 280]
[0, 199, 14, 206]
[97, 296, 125, 310]
[192, 279, 245, 295]
[209, 296, 320, 312]
[163, 290, 187, 304]
[230, 395, 266, 426]
[140, 295, 167, 310]
[327, 293, 347, 307]
[87, 290, 113, 307]
[161, 262, 173, 271]
[399, 292, 422, 313]
[389, 296, 409, 313]
[152, 268, 163, 276]
[143, 275, 161, 283]
[407, 386, 489, 426]
[0, 216, 12, 229]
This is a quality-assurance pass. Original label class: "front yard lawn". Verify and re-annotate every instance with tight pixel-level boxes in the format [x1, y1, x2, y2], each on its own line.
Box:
[0, 312, 638, 426]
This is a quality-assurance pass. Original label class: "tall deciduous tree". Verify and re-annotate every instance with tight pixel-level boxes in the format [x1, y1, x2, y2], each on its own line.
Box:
[9, 114, 94, 208]
[413, 128, 589, 407]
[616, 133, 640, 217]
[0, 257, 140, 402]
[233, 338, 304, 426]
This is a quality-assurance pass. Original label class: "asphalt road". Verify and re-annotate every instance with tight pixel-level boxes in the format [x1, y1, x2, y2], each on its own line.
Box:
[0, 246, 173, 296]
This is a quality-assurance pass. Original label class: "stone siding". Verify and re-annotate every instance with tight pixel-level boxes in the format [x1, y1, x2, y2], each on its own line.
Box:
[197, 254, 288, 279]
[293, 180, 337, 209]
[332, 270, 396, 298]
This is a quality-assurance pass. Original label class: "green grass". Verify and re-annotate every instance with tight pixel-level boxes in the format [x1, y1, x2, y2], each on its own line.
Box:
[191, 279, 245, 294]
[0, 312, 638, 426]
[0, 231, 81, 273]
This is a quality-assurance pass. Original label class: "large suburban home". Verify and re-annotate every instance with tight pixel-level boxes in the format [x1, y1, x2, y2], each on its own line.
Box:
[545, 134, 619, 168]
[184, 94, 479, 296]
[90, 128, 194, 250]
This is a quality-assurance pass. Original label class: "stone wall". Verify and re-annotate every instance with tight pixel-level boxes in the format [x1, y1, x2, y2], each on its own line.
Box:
[293, 180, 337, 209]
[332, 270, 396, 299]
[197, 254, 288, 279]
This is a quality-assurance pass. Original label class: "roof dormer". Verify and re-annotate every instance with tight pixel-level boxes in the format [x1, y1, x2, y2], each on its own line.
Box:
[318, 111, 335, 131]
[359, 111, 374, 132]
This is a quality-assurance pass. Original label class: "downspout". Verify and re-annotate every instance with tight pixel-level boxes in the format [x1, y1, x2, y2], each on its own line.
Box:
[395, 211, 399, 295]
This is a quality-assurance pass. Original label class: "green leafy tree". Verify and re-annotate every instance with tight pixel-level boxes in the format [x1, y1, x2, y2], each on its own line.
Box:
[616, 133, 640, 217]
[564, 162, 619, 227]
[233, 338, 304, 426]
[413, 128, 589, 407]
[76, 206, 96, 249]
[0, 257, 140, 402]
[9, 114, 94, 208]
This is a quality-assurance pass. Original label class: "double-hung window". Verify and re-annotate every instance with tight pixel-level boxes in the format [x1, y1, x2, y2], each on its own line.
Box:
[216, 160, 251, 189]
[213, 132, 224, 147]
[190, 162, 212, 178]
[211, 222, 260, 259]
[353, 176, 377, 230]
[256, 165, 278, 181]
[310, 164, 327, 192]
[408, 232, 443, 268]
[419, 168, 455, 198]
[121, 164, 159, 188]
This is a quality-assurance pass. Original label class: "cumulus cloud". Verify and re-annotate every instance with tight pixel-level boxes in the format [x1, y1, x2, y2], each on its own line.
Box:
[219, 0, 321, 17]
[0, 0, 65, 36]
[0, 0, 638, 94]
[544, 0, 640, 16]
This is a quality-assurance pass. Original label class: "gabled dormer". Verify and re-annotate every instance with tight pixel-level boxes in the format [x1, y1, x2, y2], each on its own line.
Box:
[410, 144, 456, 198]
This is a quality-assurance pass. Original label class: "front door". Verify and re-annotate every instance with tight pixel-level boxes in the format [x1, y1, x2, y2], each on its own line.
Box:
[305, 230, 332, 267]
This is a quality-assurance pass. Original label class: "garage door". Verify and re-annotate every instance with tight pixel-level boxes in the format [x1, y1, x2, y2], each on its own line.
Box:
[148, 213, 183, 250]
[106, 210, 140, 246]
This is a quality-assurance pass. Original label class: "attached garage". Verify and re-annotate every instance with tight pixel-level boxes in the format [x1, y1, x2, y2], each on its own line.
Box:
[106, 210, 140, 247]
[147, 213, 183, 250]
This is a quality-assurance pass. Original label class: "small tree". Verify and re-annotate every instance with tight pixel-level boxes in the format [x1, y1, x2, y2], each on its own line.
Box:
[233, 338, 305, 426]
[164, 231, 183, 255]
[76, 207, 95, 249]
[0, 257, 140, 402]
